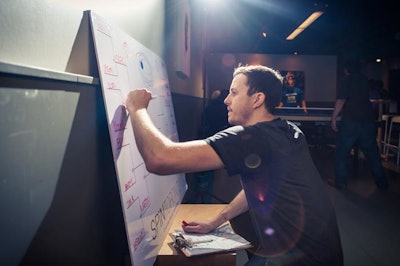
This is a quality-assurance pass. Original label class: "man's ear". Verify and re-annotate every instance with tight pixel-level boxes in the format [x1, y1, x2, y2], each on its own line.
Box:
[253, 92, 265, 108]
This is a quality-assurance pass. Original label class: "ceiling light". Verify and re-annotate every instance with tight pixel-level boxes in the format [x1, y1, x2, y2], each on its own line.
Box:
[286, 11, 324, 40]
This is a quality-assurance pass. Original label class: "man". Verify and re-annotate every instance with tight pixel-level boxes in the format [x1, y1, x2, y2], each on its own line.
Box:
[278, 72, 307, 113]
[126, 65, 343, 265]
[332, 59, 388, 190]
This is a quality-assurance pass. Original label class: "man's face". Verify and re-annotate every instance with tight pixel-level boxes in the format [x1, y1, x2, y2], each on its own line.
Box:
[224, 74, 255, 126]
[286, 76, 295, 88]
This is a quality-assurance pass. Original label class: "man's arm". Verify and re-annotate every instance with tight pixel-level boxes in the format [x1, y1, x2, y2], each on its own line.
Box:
[331, 99, 345, 132]
[182, 189, 249, 233]
[125, 88, 224, 175]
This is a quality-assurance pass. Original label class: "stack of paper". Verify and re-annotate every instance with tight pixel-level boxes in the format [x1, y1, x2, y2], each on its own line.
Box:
[171, 223, 252, 257]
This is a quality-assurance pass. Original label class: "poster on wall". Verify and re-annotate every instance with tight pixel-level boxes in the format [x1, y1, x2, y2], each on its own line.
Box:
[88, 11, 187, 266]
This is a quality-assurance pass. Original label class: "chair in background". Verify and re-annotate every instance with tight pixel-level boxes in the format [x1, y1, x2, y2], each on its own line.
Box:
[384, 115, 400, 164]
[381, 114, 394, 155]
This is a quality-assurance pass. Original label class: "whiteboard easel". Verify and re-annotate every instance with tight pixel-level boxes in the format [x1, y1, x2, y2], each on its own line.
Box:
[89, 11, 187, 266]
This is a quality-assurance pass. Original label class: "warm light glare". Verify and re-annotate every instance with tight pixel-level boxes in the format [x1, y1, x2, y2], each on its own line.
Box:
[298, 11, 324, 30]
[286, 29, 304, 40]
[286, 11, 324, 40]
[376, 58, 382, 63]
[262, 32, 267, 38]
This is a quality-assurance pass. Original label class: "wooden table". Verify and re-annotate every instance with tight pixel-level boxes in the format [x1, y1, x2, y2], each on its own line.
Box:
[154, 204, 237, 266]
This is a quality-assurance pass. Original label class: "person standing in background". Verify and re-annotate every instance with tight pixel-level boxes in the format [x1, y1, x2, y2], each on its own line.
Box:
[202, 89, 230, 138]
[375, 79, 390, 100]
[331, 59, 388, 190]
[186, 88, 230, 204]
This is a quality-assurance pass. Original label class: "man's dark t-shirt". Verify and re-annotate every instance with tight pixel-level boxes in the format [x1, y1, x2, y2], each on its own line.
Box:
[337, 72, 375, 122]
[206, 119, 343, 265]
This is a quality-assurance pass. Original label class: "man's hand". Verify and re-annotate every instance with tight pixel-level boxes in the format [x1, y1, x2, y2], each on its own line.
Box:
[182, 190, 248, 234]
[182, 220, 217, 234]
[332, 99, 345, 132]
[125, 88, 153, 113]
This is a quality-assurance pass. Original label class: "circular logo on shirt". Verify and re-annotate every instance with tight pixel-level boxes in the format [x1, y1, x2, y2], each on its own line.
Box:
[244, 153, 262, 169]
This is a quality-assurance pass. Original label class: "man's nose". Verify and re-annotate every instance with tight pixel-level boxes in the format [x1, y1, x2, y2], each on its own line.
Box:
[224, 95, 230, 105]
